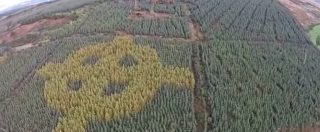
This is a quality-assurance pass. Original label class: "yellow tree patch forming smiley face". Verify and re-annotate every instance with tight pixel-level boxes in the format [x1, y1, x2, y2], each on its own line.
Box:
[38, 36, 195, 132]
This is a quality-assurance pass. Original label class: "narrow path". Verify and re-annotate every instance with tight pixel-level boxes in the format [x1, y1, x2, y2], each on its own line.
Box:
[12, 53, 52, 92]
[199, 44, 215, 131]
[186, 2, 208, 131]
[191, 43, 208, 132]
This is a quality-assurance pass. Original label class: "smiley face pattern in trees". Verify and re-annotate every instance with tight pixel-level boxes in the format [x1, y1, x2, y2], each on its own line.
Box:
[38, 36, 195, 132]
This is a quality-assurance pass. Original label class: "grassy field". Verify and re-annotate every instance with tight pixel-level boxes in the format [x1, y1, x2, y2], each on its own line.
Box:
[0, 0, 320, 131]
[309, 24, 320, 46]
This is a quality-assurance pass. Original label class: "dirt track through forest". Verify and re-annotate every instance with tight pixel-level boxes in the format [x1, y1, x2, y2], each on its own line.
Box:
[127, 4, 208, 131]
[191, 43, 208, 132]
[183, 3, 208, 131]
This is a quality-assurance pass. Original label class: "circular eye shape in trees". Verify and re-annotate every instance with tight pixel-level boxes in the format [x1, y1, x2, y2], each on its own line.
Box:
[83, 55, 99, 66]
[119, 54, 137, 68]
[67, 80, 82, 91]
[103, 82, 128, 96]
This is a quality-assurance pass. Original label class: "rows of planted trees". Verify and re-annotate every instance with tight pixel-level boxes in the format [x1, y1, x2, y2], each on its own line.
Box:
[0, 30, 196, 131]
[189, 0, 320, 131]
[201, 39, 320, 131]
[38, 36, 194, 132]
[189, 0, 309, 43]
[1, 0, 320, 131]
[0, 34, 114, 131]
[47, 2, 190, 40]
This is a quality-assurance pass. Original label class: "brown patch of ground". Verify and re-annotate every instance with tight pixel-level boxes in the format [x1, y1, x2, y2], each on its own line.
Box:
[184, 3, 204, 41]
[13, 43, 38, 52]
[0, 16, 72, 44]
[0, 56, 6, 63]
[127, 3, 204, 42]
[128, 10, 171, 20]
[194, 96, 207, 132]
[278, 122, 320, 132]
[279, 0, 320, 28]
[188, 21, 204, 41]
[115, 31, 131, 36]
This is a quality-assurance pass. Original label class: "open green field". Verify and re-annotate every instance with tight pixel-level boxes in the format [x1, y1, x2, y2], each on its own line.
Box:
[309, 24, 320, 46]
[0, 0, 320, 132]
